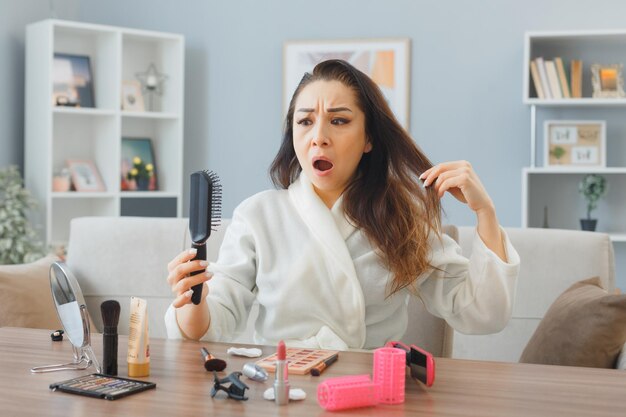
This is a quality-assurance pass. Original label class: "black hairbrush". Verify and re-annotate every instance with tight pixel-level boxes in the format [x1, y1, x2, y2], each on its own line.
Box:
[189, 170, 222, 305]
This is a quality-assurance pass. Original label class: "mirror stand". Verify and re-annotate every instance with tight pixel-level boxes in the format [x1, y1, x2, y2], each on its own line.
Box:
[31, 305, 101, 374]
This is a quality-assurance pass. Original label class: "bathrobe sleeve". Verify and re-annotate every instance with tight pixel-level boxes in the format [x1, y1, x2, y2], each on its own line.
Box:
[164, 203, 257, 341]
[416, 228, 520, 334]
[201, 204, 258, 341]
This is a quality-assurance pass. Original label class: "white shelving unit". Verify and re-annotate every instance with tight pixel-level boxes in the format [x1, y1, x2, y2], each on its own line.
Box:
[522, 30, 626, 241]
[25, 19, 184, 246]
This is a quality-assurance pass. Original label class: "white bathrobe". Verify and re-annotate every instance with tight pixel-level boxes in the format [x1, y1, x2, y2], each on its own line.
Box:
[165, 174, 520, 350]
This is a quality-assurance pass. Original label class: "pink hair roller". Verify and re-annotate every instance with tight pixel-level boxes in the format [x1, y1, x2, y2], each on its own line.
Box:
[317, 374, 379, 411]
[373, 347, 406, 404]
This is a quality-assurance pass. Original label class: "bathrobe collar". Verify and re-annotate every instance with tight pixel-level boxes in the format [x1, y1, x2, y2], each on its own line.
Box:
[288, 173, 366, 348]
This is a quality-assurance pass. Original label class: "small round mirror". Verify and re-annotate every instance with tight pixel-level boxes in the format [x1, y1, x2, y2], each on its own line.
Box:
[49, 262, 86, 348]
[31, 261, 100, 373]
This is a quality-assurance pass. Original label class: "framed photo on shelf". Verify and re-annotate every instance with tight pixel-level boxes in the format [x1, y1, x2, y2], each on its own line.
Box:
[121, 80, 145, 111]
[52, 53, 95, 108]
[544, 120, 606, 168]
[591, 63, 625, 99]
[66, 160, 105, 192]
[121, 137, 158, 191]
[283, 38, 410, 128]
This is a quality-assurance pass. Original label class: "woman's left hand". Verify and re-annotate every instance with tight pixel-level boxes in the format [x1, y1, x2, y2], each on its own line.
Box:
[420, 161, 494, 214]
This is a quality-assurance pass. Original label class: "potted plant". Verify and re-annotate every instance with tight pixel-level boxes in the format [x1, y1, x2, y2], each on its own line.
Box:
[0, 165, 44, 264]
[578, 174, 607, 231]
[126, 156, 154, 191]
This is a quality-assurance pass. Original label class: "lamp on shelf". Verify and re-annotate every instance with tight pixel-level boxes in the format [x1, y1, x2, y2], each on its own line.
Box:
[135, 63, 168, 111]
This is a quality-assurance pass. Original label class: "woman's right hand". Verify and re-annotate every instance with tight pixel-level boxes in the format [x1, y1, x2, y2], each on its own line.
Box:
[167, 248, 213, 308]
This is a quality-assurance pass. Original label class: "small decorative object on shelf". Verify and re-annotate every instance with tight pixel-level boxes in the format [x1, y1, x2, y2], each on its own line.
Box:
[52, 168, 71, 192]
[121, 137, 158, 191]
[121, 80, 145, 111]
[578, 174, 608, 232]
[67, 160, 106, 192]
[135, 63, 167, 111]
[125, 157, 154, 191]
[591, 63, 625, 98]
[544, 120, 606, 168]
[52, 53, 95, 108]
[0, 165, 44, 264]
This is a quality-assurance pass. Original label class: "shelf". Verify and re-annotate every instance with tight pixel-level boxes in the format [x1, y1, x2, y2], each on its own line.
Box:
[524, 167, 626, 174]
[524, 98, 626, 107]
[122, 111, 180, 119]
[53, 107, 117, 116]
[120, 191, 179, 198]
[52, 192, 116, 198]
[25, 19, 184, 245]
[526, 29, 626, 40]
[610, 234, 626, 242]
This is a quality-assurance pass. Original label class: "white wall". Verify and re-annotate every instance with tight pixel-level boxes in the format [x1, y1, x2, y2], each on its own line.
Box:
[0, 0, 80, 170]
[2, 0, 625, 288]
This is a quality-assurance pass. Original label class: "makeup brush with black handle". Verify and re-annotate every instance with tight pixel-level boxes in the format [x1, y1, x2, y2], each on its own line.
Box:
[100, 300, 121, 375]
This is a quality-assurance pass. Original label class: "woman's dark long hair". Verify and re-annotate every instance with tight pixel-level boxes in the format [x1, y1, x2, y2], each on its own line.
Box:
[270, 59, 441, 296]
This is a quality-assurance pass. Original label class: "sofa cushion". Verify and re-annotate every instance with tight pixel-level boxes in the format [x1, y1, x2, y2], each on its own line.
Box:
[519, 277, 626, 368]
[0, 255, 62, 330]
[617, 343, 626, 370]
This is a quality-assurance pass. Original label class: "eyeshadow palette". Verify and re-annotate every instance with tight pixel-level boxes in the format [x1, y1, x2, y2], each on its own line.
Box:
[50, 373, 156, 400]
[256, 348, 339, 375]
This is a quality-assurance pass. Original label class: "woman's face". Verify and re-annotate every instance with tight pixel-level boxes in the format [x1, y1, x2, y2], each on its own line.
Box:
[292, 80, 372, 208]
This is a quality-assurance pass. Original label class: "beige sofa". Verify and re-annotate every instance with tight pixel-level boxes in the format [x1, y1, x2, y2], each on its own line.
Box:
[2, 215, 620, 365]
[65, 216, 453, 357]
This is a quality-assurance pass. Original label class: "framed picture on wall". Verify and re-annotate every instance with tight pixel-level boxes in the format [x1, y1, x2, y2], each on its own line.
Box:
[283, 38, 410, 129]
[66, 160, 105, 192]
[121, 137, 158, 191]
[544, 120, 606, 168]
[52, 53, 95, 108]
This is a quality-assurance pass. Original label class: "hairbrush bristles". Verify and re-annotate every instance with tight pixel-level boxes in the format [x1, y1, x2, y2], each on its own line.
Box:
[203, 170, 222, 231]
[100, 300, 121, 328]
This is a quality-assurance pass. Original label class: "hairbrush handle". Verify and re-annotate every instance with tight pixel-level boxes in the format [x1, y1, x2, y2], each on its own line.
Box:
[190, 242, 207, 305]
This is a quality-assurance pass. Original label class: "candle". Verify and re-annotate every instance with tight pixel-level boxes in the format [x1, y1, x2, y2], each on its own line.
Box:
[147, 75, 157, 88]
[600, 68, 617, 90]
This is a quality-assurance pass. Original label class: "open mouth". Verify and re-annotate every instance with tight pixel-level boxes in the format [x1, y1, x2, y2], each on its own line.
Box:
[313, 159, 334, 172]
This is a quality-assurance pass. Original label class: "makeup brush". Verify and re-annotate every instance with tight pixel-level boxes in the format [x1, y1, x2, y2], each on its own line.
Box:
[310, 353, 338, 376]
[100, 300, 120, 376]
[200, 347, 227, 372]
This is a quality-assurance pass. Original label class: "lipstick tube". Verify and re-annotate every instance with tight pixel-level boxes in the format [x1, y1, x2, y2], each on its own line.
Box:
[274, 340, 290, 405]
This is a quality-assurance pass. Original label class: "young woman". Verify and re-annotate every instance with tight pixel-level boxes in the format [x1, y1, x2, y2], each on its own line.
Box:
[165, 59, 519, 350]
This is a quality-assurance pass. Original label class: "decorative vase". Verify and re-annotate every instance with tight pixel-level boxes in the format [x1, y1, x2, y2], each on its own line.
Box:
[580, 218, 597, 231]
[136, 177, 149, 191]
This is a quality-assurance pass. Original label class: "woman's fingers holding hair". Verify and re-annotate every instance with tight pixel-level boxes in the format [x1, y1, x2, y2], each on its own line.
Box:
[433, 163, 494, 212]
[435, 173, 469, 200]
[420, 161, 470, 187]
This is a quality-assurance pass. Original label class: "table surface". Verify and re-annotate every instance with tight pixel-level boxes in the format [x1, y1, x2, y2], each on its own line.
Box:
[1, 327, 626, 417]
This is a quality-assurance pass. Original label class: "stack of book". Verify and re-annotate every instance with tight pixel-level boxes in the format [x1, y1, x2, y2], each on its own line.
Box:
[530, 57, 582, 99]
